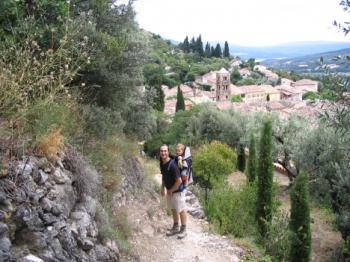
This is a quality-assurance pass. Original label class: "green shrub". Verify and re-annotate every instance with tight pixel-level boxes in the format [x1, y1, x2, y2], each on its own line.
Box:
[83, 105, 124, 139]
[193, 141, 236, 198]
[231, 95, 243, 103]
[263, 211, 291, 261]
[24, 99, 83, 142]
[204, 182, 257, 237]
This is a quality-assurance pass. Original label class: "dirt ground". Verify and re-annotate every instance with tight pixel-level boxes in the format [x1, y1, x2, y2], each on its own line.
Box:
[121, 174, 245, 262]
[228, 171, 343, 262]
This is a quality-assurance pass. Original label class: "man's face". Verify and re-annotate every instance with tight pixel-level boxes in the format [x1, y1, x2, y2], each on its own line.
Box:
[159, 145, 169, 161]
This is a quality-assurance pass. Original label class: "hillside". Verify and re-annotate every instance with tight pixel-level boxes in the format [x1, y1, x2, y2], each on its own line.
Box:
[228, 41, 350, 61]
[262, 47, 350, 73]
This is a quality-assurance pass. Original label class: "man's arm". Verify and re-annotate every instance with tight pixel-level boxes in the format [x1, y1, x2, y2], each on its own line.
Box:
[161, 183, 166, 196]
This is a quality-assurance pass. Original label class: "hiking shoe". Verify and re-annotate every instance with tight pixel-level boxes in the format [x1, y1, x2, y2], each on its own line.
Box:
[166, 225, 180, 237]
[177, 226, 187, 239]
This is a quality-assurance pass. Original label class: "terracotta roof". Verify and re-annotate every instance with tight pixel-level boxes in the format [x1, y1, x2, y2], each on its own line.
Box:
[237, 85, 266, 94]
[294, 79, 318, 86]
[218, 68, 229, 74]
[276, 85, 302, 94]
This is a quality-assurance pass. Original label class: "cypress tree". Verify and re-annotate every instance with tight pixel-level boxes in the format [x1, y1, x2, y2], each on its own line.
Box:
[190, 36, 196, 52]
[204, 42, 211, 57]
[290, 172, 311, 262]
[214, 43, 222, 57]
[183, 36, 190, 53]
[237, 144, 246, 172]
[223, 41, 230, 58]
[256, 119, 273, 238]
[247, 134, 257, 183]
[210, 46, 215, 57]
[196, 35, 204, 57]
[176, 86, 185, 112]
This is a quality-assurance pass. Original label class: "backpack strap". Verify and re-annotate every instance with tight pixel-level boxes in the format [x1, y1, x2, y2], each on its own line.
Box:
[167, 159, 176, 172]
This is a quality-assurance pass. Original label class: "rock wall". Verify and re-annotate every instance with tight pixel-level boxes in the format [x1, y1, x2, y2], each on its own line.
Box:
[0, 151, 125, 262]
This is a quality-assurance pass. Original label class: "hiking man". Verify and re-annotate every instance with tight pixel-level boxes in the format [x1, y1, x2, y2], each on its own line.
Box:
[159, 144, 187, 239]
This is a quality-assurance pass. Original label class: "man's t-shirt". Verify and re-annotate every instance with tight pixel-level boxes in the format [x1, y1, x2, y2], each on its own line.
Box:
[160, 159, 181, 190]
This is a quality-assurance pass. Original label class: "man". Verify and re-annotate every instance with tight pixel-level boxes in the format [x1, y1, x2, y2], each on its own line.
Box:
[159, 144, 187, 239]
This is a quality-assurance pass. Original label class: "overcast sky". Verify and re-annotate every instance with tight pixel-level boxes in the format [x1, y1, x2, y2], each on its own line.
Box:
[133, 0, 350, 46]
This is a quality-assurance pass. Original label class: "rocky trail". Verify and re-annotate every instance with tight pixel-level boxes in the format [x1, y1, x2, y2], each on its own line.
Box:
[122, 174, 245, 262]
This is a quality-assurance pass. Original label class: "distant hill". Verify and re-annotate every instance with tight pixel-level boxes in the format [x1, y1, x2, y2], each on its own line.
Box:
[227, 41, 350, 61]
[262, 47, 350, 73]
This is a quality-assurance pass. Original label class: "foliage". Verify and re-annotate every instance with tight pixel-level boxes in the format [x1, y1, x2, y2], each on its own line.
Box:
[237, 144, 246, 172]
[302, 91, 320, 101]
[0, 18, 88, 119]
[289, 172, 311, 262]
[204, 182, 257, 237]
[213, 43, 222, 58]
[192, 141, 237, 195]
[35, 128, 65, 162]
[263, 211, 291, 261]
[247, 134, 257, 183]
[176, 86, 185, 112]
[65, 147, 99, 199]
[82, 105, 124, 139]
[231, 94, 243, 103]
[256, 119, 274, 238]
[223, 41, 230, 58]
[230, 69, 242, 84]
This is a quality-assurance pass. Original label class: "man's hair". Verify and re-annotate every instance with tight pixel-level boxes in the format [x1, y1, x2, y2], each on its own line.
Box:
[159, 144, 169, 152]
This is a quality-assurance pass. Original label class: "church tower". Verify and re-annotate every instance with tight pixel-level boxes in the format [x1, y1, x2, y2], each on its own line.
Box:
[216, 68, 231, 101]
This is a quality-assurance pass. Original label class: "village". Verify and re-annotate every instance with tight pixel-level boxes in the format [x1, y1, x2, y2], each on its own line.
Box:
[162, 60, 327, 119]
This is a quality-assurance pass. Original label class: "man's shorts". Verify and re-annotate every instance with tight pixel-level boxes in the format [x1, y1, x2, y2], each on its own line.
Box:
[166, 191, 186, 213]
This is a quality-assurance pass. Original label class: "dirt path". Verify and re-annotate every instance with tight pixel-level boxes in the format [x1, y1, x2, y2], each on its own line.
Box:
[122, 174, 244, 262]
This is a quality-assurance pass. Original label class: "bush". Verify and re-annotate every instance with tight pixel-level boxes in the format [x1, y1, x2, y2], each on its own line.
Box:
[263, 211, 291, 261]
[231, 95, 243, 103]
[204, 182, 257, 237]
[35, 128, 65, 162]
[83, 105, 124, 139]
[193, 141, 236, 198]
[65, 147, 99, 199]
[24, 99, 83, 141]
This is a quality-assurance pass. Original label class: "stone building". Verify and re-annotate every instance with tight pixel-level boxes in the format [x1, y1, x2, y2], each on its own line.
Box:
[216, 68, 231, 101]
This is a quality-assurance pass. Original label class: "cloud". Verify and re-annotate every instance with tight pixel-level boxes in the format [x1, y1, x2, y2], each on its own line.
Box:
[134, 0, 350, 46]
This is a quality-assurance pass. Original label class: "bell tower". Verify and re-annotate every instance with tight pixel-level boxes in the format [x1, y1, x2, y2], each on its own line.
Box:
[216, 68, 231, 101]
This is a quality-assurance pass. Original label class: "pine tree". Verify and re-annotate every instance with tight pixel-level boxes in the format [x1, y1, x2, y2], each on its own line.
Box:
[190, 37, 196, 52]
[154, 85, 165, 111]
[183, 36, 190, 53]
[256, 119, 273, 238]
[196, 35, 204, 57]
[176, 86, 185, 112]
[237, 144, 246, 172]
[214, 43, 222, 57]
[204, 42, 211, 57]
[223, 41, 230, 58]
[290, 172, 311, 262]
[247, 134, 257, 183]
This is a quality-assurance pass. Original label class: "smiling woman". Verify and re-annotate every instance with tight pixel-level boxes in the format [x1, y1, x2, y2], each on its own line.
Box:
[134, 0, 349, 46]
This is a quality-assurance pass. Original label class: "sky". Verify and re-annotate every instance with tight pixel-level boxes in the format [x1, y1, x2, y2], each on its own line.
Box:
[133, 0, 350, 46]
